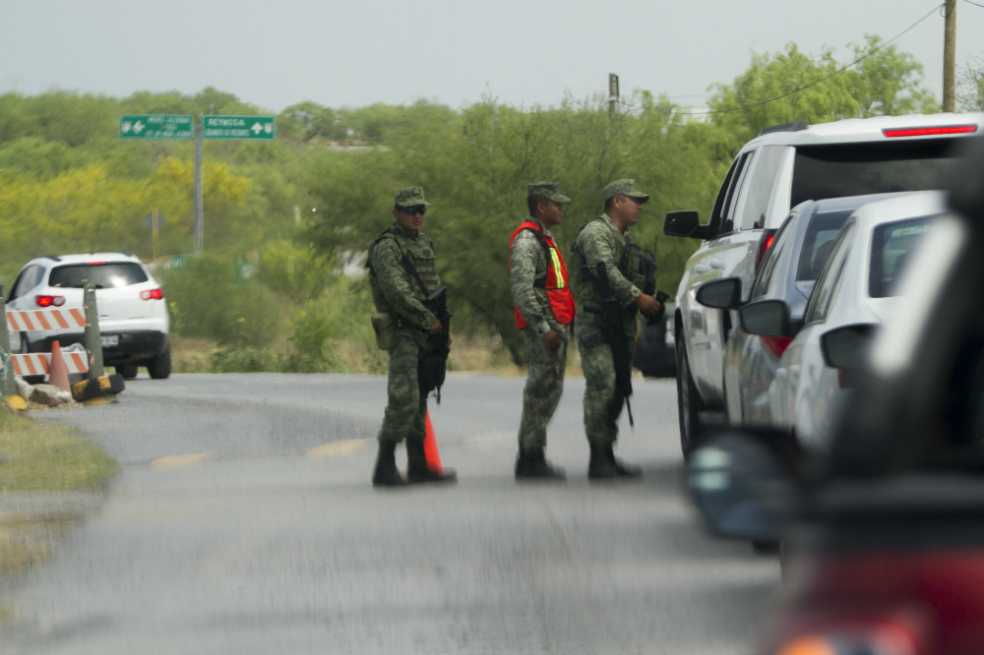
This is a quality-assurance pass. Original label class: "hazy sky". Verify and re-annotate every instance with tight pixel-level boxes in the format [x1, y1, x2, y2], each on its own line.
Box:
[2, 0, 982, 112]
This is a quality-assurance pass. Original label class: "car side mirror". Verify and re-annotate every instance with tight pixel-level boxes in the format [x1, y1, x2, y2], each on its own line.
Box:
[696, 277, 742, 309]
[664, 211, 707, 239]
[739, 299, 792, 337]
[686, 431, 799, 540]
[820, 323, 876, 369]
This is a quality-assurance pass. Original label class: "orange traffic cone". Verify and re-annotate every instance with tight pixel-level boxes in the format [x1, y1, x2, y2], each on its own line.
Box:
[423, 410, 443, 474]
[49, 340, 71, 392]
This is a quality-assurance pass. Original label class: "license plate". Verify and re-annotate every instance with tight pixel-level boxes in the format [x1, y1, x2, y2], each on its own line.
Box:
[101, 335, 119, 347]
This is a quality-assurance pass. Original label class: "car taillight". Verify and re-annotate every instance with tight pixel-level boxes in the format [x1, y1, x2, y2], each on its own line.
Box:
[755, 229, 777, 272]
[140, 288, 164, 301]
[760, 335, 793, 358]
[882, 125, 977, 138]
[35, 295, 65, 308]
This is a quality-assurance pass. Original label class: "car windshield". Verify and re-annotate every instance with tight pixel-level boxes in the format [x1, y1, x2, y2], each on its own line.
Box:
[791, 139, 958, 207]
[48, 263, 149, 288]
[796, 210, 853, 281]
[869, 216, 938, 298]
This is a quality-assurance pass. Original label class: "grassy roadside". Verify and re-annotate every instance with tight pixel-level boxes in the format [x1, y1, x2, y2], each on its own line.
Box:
[0, 409, 116, 492]
[168, 334, 585, 377]
[0, 408, 116, 581]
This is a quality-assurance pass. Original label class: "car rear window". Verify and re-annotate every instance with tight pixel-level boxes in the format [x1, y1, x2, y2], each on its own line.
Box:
[869, 216, 938, 298]
[796, 210, 853, 281]
[48, 263, 149, 289]
[791, 139, 958, 208]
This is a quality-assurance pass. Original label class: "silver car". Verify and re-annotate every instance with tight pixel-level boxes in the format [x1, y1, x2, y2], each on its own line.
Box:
[693, 192, 915, 428]
[741, 191, 945, 450]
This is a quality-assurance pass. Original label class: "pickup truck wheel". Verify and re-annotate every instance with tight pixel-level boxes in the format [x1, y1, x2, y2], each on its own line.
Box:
[676, 339, 705, 457]
[148, 347, 171, 380]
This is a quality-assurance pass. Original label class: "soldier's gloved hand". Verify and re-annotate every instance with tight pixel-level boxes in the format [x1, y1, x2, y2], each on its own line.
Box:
[429, 318, 442, 335]
[543, 329, 561, 351]
[635, 293, 661, 316]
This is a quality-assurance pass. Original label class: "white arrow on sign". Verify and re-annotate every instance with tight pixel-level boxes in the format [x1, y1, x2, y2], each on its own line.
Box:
[251, 122, 262, 134]
[133, 121, 145, 134]
[122, 121, 132, 133]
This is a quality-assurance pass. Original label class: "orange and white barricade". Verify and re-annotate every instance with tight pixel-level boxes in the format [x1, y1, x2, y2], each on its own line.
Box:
[6, 308, 87, 332]
[11, 350, 89, 377]
[4, 309, 91, 381]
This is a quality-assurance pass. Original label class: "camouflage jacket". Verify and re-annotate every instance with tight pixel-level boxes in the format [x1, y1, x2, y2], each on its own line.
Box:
[509, 218, 566, 338]
[569, 213, 641, 333]
[367, 224, 440, 336]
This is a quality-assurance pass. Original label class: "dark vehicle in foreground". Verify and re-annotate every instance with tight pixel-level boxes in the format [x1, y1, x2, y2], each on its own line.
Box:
[686, 137, 984, 655]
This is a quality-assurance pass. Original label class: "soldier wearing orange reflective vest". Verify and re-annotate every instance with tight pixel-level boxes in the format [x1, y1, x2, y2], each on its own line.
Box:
[509, 182, 575, 480]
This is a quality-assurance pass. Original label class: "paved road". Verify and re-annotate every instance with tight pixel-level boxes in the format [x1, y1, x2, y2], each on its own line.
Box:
[2, 373, 780, 654]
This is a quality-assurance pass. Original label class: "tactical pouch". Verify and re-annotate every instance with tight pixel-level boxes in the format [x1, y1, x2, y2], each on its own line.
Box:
[371, 313, 396, 351]
[578, 329, 606, 350]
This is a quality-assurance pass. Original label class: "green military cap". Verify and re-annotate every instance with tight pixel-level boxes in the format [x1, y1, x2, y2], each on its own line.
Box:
[394, 186, 430, 207]
[528, 181, 571, 204]
[602, 179, 650, 203]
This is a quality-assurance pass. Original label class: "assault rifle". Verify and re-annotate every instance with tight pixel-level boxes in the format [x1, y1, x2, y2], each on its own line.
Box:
[418, 285, 452, 404]
[581, 262, 635, 427]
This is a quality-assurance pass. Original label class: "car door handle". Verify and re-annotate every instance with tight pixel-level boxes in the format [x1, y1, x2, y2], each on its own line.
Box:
[694, 264, 709, 274]
[709, 259, 724, 270]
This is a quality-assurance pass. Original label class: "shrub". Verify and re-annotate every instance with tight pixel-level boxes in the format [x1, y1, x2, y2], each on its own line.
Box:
[160, 255, 283, 348]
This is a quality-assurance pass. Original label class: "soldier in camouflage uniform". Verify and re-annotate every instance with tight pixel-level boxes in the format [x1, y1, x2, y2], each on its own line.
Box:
[367, 186, 457, 487]
[569, 180, 662, 480]
[509, 182, 575, 481]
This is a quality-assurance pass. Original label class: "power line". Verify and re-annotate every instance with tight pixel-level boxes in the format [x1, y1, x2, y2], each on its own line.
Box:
[668, 3, 944, 116]
[963, 0, 984, 9]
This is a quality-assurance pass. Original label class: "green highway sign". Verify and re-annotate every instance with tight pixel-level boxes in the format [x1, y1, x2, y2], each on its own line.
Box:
[203, 115, 275, 140]
[120, 114, 193, 140]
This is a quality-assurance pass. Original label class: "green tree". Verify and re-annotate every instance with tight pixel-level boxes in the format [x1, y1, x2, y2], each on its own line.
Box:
[708, 37, 937, 147]
[303, 94, 722, 364]
[958, 55, 984, 111]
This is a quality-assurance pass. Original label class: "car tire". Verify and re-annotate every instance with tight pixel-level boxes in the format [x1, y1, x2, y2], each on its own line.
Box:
[148, 346, 171, 380]
[117, 363, 139, 380]
[676, 337, 705, 457]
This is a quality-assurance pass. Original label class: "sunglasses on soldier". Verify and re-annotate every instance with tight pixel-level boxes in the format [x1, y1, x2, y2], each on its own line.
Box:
[400, 206, 426, 216]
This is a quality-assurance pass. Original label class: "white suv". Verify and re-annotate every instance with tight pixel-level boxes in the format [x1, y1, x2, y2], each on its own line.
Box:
[6, 252, 170, 379]
[663, 113, 983, 455]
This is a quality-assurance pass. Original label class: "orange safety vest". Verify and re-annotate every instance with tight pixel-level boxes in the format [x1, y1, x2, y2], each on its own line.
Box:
[509, 221, 576, 328]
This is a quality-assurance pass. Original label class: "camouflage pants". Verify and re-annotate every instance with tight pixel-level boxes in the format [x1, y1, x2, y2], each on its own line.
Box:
[378, 330, 427, 445]
[517, 328, 567, 452]
[577, 328, 635, 446]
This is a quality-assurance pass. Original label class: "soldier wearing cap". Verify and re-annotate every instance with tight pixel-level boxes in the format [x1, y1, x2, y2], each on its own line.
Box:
[509, 182, 576, 480]
[367, 186, 457, 487]
[569, 179, 662, 479]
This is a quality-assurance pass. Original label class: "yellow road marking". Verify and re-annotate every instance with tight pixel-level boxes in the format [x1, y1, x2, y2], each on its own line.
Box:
[307, 439, 370, 458]
[150, 453, 209, 468]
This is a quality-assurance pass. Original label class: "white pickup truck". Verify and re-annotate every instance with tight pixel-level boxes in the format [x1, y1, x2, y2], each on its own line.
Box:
[663, 113, 983, 455]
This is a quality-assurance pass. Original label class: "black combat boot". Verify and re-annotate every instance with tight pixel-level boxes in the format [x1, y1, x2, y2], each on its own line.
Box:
[606, 443, 642, 479]
[515, 448, 566, 481]
[372, 440, 406, 487]
[588, 444, 619, 480]
[406, 439, 457, 484]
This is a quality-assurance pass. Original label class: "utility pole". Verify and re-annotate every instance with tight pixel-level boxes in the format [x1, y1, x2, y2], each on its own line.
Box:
[193, 117, 204, 254]
[608, 73, 620, 119]
[943, 0, 956, 112]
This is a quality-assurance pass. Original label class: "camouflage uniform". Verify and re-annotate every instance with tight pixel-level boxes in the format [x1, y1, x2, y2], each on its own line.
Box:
[569, 180, 650, 447]
[511, 182, 573, 454]
[368, 188, 439, 447]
